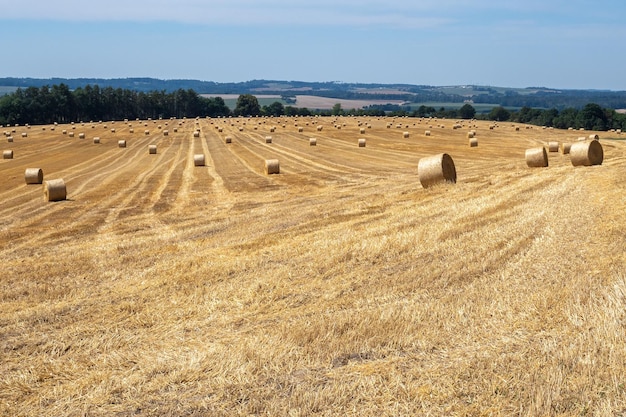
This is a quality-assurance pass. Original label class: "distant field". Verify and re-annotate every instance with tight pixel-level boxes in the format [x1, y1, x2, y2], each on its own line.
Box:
[203, 94, 406, 110]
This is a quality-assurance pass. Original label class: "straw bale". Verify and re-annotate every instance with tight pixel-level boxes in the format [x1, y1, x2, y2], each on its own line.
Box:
[417, 153, 457, 188]
[265, 159, 280, 175]
[25, 168, 43, 184]
[44, 178, 66, 201]
[148, 145, 157, 154]
[193, 154, 205, 166]
[3, 150, 13, 159]
[548, 141, 559, 152]
[570, 140, 603, 166]
[525, 147, 548, 168]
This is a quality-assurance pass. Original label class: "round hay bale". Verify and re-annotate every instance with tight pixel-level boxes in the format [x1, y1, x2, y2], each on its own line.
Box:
[78, 133, 85, 139]
[360, 128, 366, 134]
[309, 138, 317, 146]
[118, 140, 126, 148]
[403, 131, 410, 138]
[225, 136, 232, 144]
[588, 134, 599, 140]
[317, 125, 323, 131]
[561, 143, 572, 154]
[163, 130, 169, 136]
[93, 137, 101, 144]
[7, 136, 13, 143]
[417, 153, 457, 188]
[3, 150, 13, 159]
[358, 138, 366, 147]
[469, 138, 478, 147]
[173, 128, 178, 133]
[193, 154, 205, 166]
[548, 141, 559, 152]
[25, 168, 43, 184]
[129, 128, 134, 133]
[44, 178, 66, 202]
[68, 131, 75, 137]
[110, 128, 116, 133]
[298, 127, 304, 133]
[21, 132, 27, 138]
[570, 140, 603, 166]
[148, 144, 157, 154]
[62, 129, 67, 134]
[193, 131, 200, 138]
[265, 159, 280, 175]
[265, 136, 272, 144]
[525, 147, 548, 168]
[425, 130, 431, 136]
[145, 130, 150, 136]
[467, 131, 475, 139]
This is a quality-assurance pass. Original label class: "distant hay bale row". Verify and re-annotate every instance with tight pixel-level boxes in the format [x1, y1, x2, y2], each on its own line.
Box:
[418, 153, 456, 188]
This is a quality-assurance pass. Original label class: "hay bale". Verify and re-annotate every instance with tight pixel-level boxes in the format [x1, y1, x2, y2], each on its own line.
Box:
[358, 138, 366, 147]
[525, 147, 548, 168]
[548, 141, 559, 152]
[577, 136, 587, 141]
[469, 138, 478, 147]
[561, 143, 572, 154]
[317, 125, 323, 131]
[163, 130, 169, 136]
[7, 136, 13, 143]
[360, 128, 366, 134]
[425, 130, 431, 136]
[265, 159, 280, 175]
[265, 136, 273, 144]
[93, 137, 101, 144]
[148, 144, 157, 154]
[69, 131, 75, 138]
[588, 134, 600, 140]
[309, 138, 317, 146]
[3, 150, 13, 159]
[467, 131, 475, 139]
[225, 136, 232, 144]
[298, 127, 304, 133]
[25, 168, 43, 184]
[44, 178, 66, 202]
[193, 154, 205, 166]
[193, 131, 200, 138]
[110, 128, 116, 133]
[570, 140, 603, 166]
[417, 153, 457, 188]
[403, 131, 410, 138]
[21, 132, 27, 138]
[145, 130, 150, 136]
[129, 128, 134, 133]
[118, 140, 127, 148]
[78, 133, 85, 139]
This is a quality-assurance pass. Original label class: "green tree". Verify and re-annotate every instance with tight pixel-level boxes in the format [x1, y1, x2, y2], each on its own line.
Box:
[458, 103, 476, 119]
[488, 106, 511, 122]
[234, 94, 260, 116]
[263, 101, 284, 117]
[577, 103, 607, 131]
[331, 103, 343, 116]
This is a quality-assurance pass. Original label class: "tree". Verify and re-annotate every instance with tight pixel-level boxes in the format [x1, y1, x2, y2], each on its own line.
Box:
[263, 101, 284, 117]
[331, 103, 343, 116]
[234, 94, 260, 116]
[577, 103, 607, 131]
[488, 106, 511, 122]
[458, 103, 476, 119]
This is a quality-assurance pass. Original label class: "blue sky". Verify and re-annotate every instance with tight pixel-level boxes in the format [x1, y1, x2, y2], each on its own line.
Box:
[1, 0, 625, 90]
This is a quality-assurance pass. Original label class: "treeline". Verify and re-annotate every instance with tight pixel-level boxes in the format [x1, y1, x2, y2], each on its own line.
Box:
[0, 84, 231, 125]
[362, 103, 626, 131]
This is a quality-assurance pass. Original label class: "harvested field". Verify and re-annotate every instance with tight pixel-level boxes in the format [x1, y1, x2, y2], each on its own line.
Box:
[1, 117, 626, 416]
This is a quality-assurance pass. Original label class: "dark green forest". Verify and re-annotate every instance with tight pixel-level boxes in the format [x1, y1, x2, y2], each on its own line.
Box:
[1, 84, 625, 132]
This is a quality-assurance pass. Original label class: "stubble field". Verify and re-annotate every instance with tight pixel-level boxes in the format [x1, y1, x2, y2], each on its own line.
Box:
[1, 116, 625, 416]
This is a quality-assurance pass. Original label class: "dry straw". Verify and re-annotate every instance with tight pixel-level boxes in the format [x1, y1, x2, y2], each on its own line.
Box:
[225, 136, 232, 144]
[21, 132, 27, 138]
[265, 136, 273, 144]
[118, 140, 127, 148]
[358, 138, 366, 147]
[145, 130, 150, 136]
[3, 150, 13, 159]
[7, 136, 13, 143]
[425, 130, 431, 136]
[548, 141, 559, 152]
[570, 140, 603, 166]
[78, 133, 85, 139]
[265, 159, 280, 175]
[317, 125, 323, 131]
[25, 168, 43, 184]
[68, 132, 75, 137]
[163, 130, 169, 136]
[148, 145, 157, 154]
[403, 131, 410, 138]
[417, 153, 457, 188]
[193, 154, 205, 166]
[469, 138, 478, 147]
[589, 134, 600, 140]
[467, 131, 475, 138]
[360, 128, 366, 134]
[561, 143, 572, 154]
[309, 138, 317, 146]
[298, 127, 304, 133]
[93, 137, 101, 144]
[193, 131, 200, 138]
[43, 178, 66, 202]
[525, 147, 548, 168]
